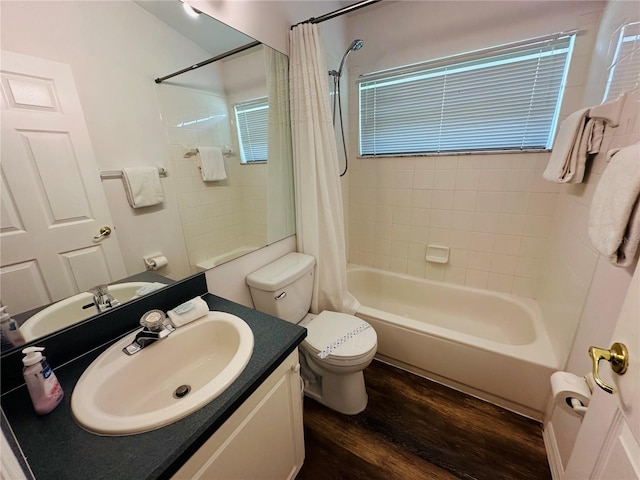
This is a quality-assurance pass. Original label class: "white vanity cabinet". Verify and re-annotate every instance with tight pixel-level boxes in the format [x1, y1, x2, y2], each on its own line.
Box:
[172, 349, 305, 480]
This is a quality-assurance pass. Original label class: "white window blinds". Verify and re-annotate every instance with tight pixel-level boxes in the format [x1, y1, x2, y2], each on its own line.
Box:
[359, 34, 575, 156]
[603, 22, 640, 102]
[234, 98, 269, 163]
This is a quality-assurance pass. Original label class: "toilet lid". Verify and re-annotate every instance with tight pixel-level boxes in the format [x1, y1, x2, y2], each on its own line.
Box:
[304, 311, 377, 360]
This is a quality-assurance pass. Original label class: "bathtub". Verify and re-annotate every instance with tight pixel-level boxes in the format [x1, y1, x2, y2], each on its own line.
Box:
[347, 265, 558, 419]
[195, 246, 259, 272]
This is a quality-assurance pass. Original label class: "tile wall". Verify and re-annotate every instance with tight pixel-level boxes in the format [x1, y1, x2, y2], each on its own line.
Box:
[348, 152, 559, 298]
[156, 85, 266, 272]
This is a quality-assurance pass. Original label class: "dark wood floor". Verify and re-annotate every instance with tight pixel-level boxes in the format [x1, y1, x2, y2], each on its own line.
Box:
[297, 360, 551, 480]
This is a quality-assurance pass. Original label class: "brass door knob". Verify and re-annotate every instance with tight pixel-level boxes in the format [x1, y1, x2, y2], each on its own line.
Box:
[588, 342, 628, 394]
[93, 226, 112, 240]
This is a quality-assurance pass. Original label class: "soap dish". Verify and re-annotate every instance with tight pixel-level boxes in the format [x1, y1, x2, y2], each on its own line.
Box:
[426, 245, 450, 264]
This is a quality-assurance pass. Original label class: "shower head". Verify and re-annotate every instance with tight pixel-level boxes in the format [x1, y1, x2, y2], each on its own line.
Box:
[337, 39, 365, 77]
[349, 39, 365, 52]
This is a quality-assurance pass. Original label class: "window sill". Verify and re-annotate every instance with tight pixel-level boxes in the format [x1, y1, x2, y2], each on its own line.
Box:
[358, 149, 550, 159]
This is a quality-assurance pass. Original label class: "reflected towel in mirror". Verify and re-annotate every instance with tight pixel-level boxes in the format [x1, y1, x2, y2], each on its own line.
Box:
[121, 167, 164, 208]
[196, 146, 227, 182]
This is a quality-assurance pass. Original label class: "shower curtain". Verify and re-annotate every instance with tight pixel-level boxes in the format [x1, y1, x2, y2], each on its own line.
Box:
[265, 47, 295, 244]
[289, 23, 358, 315]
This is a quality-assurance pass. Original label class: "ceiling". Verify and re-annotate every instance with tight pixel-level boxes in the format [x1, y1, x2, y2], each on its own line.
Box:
[134, 1, 255, 56]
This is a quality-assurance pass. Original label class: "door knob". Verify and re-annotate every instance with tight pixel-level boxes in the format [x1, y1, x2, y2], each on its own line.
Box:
[93, 226, 112, 240]
[588, 342, 628, 394]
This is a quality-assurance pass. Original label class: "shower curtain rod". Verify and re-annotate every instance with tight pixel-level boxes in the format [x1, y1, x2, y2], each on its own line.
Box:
[291, 0, 382, 29]
[154, 40, 261, 84]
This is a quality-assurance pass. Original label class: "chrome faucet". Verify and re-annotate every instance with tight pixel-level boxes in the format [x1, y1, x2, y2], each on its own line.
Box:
[123, 310, 174, 355]
[88, 284, 121, 313]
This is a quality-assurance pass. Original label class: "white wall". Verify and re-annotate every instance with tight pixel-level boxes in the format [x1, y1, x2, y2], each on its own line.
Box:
[190, 0, 348, 55]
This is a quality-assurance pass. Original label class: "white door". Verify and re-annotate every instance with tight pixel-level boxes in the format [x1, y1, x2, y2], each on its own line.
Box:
[0, 51, 126, 314]
[564, 264, 640, 479]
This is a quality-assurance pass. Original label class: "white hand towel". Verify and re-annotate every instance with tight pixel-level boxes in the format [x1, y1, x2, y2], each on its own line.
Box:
[588, 143, 640, 267]
[543, 108, 590, 184]
[121, 167, 164, 208]
[167, 296, 210, 327]
[197, 146, 227, 181]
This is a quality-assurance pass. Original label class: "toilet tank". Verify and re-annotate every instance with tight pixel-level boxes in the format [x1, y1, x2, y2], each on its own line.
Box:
[246, 253, 315, 323]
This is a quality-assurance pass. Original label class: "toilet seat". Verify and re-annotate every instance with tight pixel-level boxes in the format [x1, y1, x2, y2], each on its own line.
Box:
[301, 311, 377, 366]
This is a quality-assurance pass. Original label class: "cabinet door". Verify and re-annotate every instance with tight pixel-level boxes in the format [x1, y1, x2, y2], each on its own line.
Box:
[173, 349, 304, 480]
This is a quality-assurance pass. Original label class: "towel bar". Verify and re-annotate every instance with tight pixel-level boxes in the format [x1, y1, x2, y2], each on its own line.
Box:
[183, 147, 233, 158]
[100, 166, 167, 180]
[589, 93, 627, 127]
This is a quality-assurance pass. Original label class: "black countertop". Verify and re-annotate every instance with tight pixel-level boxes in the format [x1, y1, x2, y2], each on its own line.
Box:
[1, 293, 306, 480]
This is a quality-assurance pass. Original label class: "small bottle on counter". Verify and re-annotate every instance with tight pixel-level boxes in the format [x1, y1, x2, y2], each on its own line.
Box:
[0, 306, 26, 348]
[22, 346, 64, 415]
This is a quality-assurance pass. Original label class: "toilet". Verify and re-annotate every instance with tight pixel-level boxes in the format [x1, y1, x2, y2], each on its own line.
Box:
[246, 252, 377, 415]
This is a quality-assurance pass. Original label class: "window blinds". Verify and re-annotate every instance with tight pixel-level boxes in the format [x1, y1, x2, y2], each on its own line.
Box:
[359, 35, 575, 156]
[234, 98, 269, 163]
[603, 22, 640, 102]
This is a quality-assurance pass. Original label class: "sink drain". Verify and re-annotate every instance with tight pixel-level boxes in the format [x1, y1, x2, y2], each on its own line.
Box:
[173, 385, 191, 399]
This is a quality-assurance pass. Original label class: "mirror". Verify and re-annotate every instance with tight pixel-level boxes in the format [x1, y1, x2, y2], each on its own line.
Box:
[0, 1, 295, 351]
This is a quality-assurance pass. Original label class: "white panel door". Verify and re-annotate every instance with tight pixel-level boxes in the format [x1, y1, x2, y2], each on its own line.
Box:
[0, 51, 126, 313]
[564, 263, 640, 480]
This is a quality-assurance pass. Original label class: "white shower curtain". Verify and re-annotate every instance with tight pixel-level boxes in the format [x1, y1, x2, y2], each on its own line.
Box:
[289, 23, 358, 315]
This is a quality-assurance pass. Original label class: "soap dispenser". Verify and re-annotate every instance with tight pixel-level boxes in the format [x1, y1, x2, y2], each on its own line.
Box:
[22, 346, 64, 415]
[0, 306, 25, 348]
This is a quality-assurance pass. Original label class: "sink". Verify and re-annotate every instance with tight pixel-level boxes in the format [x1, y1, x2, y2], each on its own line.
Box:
[20, 282, 165, 341]
[71, 311, 254, 435]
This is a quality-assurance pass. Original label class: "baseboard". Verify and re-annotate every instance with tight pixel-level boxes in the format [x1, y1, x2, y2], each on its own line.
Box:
[374, 354, 544, 421]
[543, 421, 564, 480]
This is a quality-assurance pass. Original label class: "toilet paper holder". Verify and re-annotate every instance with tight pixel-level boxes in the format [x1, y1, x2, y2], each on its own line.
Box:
[588, 342, 628, 395]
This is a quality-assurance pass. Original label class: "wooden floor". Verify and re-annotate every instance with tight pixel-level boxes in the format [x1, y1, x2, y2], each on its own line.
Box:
[297, 360, 551, 480]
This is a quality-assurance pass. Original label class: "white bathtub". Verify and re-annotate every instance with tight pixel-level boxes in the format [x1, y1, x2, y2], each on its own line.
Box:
[347, 265, 558, 419]
[195, 246, 259, 272]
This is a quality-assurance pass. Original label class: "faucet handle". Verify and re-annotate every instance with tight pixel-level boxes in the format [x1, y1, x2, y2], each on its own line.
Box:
[88, 284, 109, 296]
[140, 310, 167, 332]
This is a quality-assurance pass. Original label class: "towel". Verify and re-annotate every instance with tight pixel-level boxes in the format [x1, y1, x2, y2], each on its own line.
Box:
[121, 167, 164, 208]
[543, 108, 603, 184]
[167, 296, 209, 327]
[132, 282, 167, 299]
[588, 143, 640, 267]
[196, 146, 227, 181]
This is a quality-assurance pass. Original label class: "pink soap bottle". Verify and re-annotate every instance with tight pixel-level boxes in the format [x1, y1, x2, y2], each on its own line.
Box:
[22, 347, 64, 415]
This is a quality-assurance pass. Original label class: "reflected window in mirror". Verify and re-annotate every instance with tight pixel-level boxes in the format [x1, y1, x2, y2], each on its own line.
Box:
[235, 97, 269, 164]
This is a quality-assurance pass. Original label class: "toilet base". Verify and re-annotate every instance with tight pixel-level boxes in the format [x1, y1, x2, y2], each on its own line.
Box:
[302, 361, 369, 415]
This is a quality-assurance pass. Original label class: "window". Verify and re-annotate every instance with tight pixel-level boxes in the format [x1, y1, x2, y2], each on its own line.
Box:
[603, 22, 640, 102]
[359, 34, 575, 156]
[234, 98, 269, 163]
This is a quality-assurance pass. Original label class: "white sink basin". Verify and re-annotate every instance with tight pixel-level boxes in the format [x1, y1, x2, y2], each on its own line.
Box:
[20, 282, 165, 341]
[71, 311, 254, 435]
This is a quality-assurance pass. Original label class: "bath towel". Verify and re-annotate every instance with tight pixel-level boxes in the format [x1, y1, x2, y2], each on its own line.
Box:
[588, 143, 640, 267]
[543, 108, 604, 184]
[196, 146, 227, 181]
[121, 167, 164, 208]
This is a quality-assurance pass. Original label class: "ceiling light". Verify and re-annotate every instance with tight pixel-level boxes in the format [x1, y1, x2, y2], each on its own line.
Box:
[180, 1, 201, 18]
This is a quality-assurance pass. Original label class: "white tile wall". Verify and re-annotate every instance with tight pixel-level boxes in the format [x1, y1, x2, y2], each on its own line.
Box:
[156, 86, 267, 272]
[349, 152, 558, 298]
